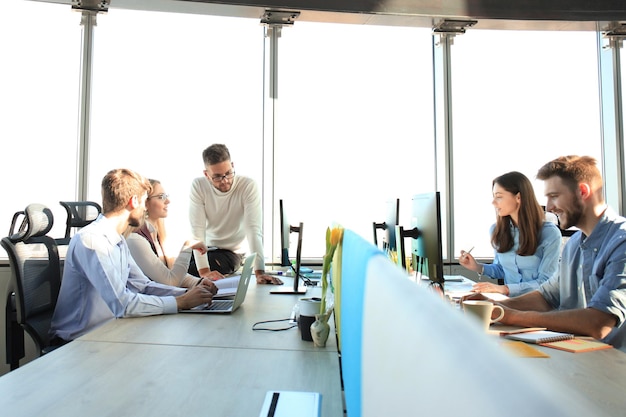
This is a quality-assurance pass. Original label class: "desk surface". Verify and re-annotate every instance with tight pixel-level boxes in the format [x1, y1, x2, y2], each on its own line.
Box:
[0, 279, 344, 417]
[530, 342, 626, 413]
[2, 273, 626, 416]
[442, 278, 626, 416]
[81, 280, 337, 352]
[0, 340, 342, 416]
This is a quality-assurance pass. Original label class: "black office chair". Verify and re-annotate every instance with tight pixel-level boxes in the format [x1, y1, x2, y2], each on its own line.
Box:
[58, 200, 102, 245]
[1, 203, 62, 369]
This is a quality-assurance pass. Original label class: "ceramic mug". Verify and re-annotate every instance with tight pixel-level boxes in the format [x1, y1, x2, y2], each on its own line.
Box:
[298, 297, 321, 341]
[462, 300, 505, 331]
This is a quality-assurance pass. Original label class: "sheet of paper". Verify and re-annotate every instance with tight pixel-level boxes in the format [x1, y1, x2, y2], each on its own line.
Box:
[214, 275, 241, 298]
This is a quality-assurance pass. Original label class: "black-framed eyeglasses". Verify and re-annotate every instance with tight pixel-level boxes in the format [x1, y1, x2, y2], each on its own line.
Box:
[147, 193, 169, 201]
[210, 171, 235, 183]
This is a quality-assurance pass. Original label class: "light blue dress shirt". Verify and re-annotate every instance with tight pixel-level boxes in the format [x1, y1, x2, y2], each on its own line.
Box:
[50, 215, 184, 341]
[482, 221, 561, 297]
[539, 207, 626, 351]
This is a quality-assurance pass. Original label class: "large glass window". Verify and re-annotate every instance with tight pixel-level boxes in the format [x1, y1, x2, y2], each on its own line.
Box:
[0, 1, 81, 256]
[451, 30, 602, 260]
[89, 10, 263, 254]
[276, 22, 435, 258]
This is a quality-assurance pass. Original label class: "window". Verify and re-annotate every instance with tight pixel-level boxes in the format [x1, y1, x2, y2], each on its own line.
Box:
[275, 22, 435, 257]
[89, 10, 263, 254]
[0, 0, 81, 255]
[451, 30, 602, 259]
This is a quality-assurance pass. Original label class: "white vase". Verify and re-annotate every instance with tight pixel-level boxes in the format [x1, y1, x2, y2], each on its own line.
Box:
[310, 314, 331, 347]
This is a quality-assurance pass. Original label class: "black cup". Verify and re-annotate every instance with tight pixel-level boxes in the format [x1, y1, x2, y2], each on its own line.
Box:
[298, 314, 316, 341]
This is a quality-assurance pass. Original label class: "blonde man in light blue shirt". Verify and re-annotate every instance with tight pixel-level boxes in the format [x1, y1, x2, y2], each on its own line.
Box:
[50, 168, 216, 343]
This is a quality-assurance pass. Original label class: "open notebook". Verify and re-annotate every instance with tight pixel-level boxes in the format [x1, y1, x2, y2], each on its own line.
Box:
[213, 275, 242, 299]
[180, 253, 255, 314]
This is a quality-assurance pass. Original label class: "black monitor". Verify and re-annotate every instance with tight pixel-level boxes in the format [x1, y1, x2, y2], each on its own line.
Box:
[372, 198, 400, 252]
[395, 192, 444, 286]
[412, 191, 444, 285]
[271, 200, 307, 294]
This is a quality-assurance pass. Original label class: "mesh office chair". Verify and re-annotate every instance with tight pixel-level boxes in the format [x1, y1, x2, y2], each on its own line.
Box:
[58, 200, 102, 245]
[1, 203, 62, 369]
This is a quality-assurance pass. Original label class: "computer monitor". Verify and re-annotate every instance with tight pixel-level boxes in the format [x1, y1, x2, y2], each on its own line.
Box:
[411, 192, 444, 285]
[394, 192, 444, 286]
[271, 200, 307, 294]
[372, 198, 400, 252]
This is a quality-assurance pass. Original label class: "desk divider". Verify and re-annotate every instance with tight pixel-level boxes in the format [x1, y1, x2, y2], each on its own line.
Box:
[338, 230, 606, 417]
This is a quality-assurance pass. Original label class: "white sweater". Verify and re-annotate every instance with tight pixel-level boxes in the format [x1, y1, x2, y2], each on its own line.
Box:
[189, 175, 265, 272]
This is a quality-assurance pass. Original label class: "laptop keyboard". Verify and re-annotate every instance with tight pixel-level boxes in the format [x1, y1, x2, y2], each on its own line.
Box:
[207, 300, 234, 311]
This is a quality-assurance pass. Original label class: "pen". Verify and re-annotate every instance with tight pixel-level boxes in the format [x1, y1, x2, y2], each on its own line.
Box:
[462, 246, 474, 259]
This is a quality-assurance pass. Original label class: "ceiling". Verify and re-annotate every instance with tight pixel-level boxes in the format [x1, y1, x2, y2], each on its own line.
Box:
[31, 0, 626, 32]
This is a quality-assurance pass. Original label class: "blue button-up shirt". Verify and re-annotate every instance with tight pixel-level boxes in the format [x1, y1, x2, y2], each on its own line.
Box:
[539, 207, 626, 350]
[50, 215, 184, 341]
[483, 221, 561, 296]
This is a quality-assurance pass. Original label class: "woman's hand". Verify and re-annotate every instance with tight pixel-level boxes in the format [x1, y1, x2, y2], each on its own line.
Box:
[472, 281, 509, 295]
[184, 240, 208, 255]
[201, 270, 225, 281]
[459, 249, 480, 273]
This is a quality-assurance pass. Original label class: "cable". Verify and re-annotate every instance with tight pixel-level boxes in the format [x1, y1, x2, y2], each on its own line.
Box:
[290, 264, 316, 286]
[252, 318, 299, 331]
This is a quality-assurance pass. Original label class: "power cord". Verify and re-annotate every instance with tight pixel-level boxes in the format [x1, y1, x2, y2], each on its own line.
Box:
[252, 318, 299, 331]
[290, 264, 316, 286]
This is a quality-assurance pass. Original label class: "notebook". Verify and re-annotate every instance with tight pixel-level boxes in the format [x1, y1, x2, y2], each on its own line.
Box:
[541, 338, 613, 353]
[504, 330, 574, 344]
[258, 391, 321, 417]
[212, 275, 241, 299]
[180, 253, 255, 314]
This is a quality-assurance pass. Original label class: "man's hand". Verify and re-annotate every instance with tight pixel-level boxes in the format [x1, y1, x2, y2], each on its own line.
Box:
[196, 278, 218, 295]
[176, 285, 214, 310]
[255, 271, 283, 285]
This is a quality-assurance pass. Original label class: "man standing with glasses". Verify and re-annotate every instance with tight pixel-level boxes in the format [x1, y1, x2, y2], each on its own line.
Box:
[189, 143, 282, 285]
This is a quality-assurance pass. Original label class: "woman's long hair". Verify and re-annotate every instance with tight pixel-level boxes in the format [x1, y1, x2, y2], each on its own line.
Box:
[491, 171, 544, 255]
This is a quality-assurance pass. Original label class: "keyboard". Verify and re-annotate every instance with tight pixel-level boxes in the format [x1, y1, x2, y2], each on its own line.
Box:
[207, 300, 234, 310]
[302, 272, 322, 280]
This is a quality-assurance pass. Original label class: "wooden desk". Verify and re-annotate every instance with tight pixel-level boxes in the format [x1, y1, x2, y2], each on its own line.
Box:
[494, 330, 626, 415]
[0, 279, 344, 417]
[0, 340, 342, 416]
[530, 343, 626, 414]
[81, 280, 337, 352]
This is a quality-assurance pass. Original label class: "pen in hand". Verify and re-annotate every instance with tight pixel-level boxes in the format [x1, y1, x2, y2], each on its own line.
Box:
[461, 246, 474, 260]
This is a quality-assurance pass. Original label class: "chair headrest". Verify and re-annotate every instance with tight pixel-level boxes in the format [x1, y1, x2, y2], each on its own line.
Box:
[9, 203, 54, 242]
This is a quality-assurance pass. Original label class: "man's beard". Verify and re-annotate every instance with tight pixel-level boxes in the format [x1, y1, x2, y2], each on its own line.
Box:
[559, 197, 583, 230]
[128, 212, 143, 227]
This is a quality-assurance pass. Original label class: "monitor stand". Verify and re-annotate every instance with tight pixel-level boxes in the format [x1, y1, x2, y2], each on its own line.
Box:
[270, 286, 307, 295]
[272, 220, 307, 294]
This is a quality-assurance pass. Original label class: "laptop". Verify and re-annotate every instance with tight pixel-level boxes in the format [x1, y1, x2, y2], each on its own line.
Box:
[180, 253, 255, 314]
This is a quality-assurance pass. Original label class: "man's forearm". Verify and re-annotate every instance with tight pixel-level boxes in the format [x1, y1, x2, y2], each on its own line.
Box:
[500, 290, 552, 312]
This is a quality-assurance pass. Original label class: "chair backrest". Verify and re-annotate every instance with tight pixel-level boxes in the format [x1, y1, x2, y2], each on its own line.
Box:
[1, 203, 61, 354]
[58, 200, 102, 244]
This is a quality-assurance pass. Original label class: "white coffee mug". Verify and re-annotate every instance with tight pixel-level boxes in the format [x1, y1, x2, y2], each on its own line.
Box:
[462, 300, 505, 331]
[298, 297, 321, 317]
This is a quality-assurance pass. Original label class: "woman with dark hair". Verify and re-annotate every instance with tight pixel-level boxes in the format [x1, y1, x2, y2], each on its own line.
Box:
[459, 171, 561, 296]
